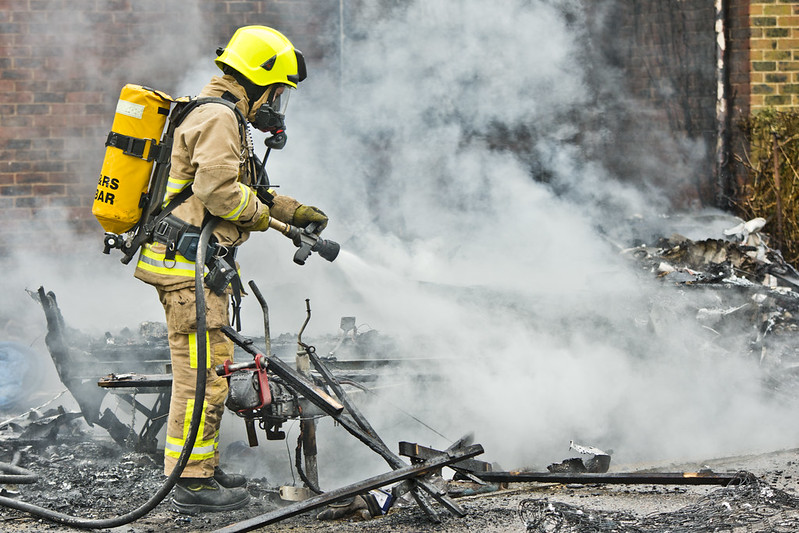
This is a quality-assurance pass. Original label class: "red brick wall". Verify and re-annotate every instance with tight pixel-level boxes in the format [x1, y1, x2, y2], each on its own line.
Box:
[0, 0, 760, 254]
[749, 0, 799, 110]
[0, 0, 335, 256]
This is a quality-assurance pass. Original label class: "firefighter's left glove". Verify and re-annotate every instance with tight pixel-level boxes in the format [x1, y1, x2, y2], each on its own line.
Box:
[250, 207, 272, 232]
[293, 205, 328, 233]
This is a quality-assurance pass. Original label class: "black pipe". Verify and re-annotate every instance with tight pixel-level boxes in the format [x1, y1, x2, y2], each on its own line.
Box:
[0, 458, 38, 485]
[0, 219, 218, 528]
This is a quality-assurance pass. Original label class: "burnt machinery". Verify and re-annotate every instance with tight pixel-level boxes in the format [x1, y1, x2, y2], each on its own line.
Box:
[30, 284, 480, 524]
[29, 285, 416, 452]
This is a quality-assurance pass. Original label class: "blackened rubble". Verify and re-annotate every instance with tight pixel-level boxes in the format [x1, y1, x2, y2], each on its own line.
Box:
[0, 406, 83, 443]
[622, 215, 799, 394]
[547, 441, 611, 474]
[518, 475, 799, 533]
[0, 438, 283, 531]
[4, 217, 799, 531]
[626, 215, 799, 289]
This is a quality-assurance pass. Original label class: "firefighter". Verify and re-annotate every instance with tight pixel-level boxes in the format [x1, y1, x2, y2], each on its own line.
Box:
[133, 26, 328, 514]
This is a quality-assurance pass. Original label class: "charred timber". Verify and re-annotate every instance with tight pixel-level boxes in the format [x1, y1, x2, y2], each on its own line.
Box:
[473, 470, 746, 486]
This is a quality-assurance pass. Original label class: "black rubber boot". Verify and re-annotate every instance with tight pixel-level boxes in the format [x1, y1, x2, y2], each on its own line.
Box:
[173, 477, 250, 514]
[214, 466, 247, 488]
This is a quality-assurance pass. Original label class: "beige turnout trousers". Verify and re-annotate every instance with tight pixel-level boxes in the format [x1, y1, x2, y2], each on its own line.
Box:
[157, 286, 234, 478]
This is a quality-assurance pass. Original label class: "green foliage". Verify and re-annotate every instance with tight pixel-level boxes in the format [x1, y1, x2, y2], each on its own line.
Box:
[737, 108, 799, 266]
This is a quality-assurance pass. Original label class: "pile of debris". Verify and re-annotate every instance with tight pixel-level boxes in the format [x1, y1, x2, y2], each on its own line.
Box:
[0, 437, 283, 531]
[622, 215, 799, 394]
[1, 215, 799, 531]
[626, 216, 799, 290]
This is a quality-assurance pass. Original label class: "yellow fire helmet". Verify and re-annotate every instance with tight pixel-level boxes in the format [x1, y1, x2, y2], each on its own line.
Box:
[215, 26, 307, 88]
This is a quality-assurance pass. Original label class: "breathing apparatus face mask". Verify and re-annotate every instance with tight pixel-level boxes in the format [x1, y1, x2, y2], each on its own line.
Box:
[252, 85, 292, 150]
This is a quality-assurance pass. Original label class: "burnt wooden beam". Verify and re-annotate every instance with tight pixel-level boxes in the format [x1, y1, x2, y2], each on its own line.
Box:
[472, 470, 746, 486]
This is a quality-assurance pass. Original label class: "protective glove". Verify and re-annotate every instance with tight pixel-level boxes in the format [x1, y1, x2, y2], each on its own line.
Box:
[249, 207, 271, 232]
[316, 495, 371, 521]
[292, 205, 328, 232]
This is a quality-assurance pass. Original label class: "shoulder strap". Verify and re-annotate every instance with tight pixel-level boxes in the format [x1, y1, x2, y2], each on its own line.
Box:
[150, 95, 245, 215]
[151, 184, 194, 226]
[120, 95, 249, 265]
[174, 95, 246, 126]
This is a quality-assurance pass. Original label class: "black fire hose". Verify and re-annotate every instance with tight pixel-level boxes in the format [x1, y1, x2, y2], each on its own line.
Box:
[0, 453, 38, 485]
[0, 220, 218, 528]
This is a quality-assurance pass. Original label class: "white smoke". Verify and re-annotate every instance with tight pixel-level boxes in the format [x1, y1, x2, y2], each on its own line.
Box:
[2, 0, 796, 490]
[234, 0, 799, 484]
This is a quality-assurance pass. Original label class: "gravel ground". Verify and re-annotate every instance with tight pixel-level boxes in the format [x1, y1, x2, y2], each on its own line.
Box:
[0, 436, 798, 533]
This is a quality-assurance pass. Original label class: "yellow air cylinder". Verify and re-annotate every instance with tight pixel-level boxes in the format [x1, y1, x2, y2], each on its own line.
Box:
[93, 84, 173, 234]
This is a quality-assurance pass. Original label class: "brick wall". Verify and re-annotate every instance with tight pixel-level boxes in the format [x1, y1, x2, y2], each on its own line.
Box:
[585, 0, 750, 208]
[0, 0, 772, 255]
[0, 0, 335, 257]
[585, 1, 720, 207]
[750, 0, 799, 110]
[0, 0, 197, 254]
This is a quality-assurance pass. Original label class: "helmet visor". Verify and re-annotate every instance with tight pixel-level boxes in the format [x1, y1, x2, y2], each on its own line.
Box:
[268, 85, 292, 115]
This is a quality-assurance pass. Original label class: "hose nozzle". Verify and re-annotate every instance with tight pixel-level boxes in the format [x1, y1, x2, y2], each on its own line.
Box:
[267, 218, 340, 265]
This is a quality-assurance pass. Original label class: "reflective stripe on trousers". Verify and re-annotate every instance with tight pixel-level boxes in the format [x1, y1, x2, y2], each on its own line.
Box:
[163, 327, 232, 477]
[188, 331, 211, 370]
[164, 398, 219, 461]
[158, 287, 233, 478]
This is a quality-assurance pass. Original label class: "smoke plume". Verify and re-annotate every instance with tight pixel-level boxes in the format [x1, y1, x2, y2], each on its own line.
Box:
[241, 0, 799, 484]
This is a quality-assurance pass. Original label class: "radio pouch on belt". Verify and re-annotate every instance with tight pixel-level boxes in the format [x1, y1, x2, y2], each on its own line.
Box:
[205, 248, 243, 331]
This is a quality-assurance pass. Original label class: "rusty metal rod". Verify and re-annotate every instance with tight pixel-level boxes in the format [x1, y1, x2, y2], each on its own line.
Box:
[305, 344, 464, 519]
[473, 471, 745, 486]
[247, 280, 271, 358]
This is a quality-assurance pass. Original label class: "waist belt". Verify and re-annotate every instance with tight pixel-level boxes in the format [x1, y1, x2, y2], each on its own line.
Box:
[152, 213, 243, 331]
[152, 214, 215, 263]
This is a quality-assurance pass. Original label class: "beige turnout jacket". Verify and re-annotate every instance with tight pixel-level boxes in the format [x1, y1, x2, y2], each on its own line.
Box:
[134, 75, 300, 290]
